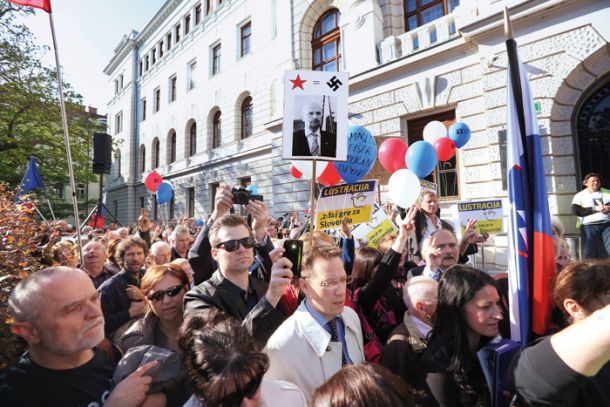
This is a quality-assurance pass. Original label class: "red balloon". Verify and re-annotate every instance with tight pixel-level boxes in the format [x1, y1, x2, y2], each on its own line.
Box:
[144, 171, 163, 192]
[317, 162, 342, 186]
[290, 163, 303, 179]
[378, 138, 408, 173]
[433, 137, 456, 162]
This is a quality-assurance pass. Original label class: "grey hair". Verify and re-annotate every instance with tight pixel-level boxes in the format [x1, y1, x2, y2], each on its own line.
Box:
[170, 225, 190, 241]
[420, 228, 457, 257]
[150, 240, 171, 254]
[9, 267, 78, 322]
[403, 276, 438, 310]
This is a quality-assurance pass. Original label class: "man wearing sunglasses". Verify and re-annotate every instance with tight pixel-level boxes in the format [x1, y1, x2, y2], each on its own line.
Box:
[184, 214, 291, 346]
[188, 183, 275, 284]
[264, 246, 365, 398]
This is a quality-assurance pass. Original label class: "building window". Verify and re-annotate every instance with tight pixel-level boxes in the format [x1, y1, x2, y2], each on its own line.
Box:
[195, 3, 202, 24]
[210, 182, 219, 213]
[154, 87, 161, 112]
[168, 130, 176, 164]
[169, 75, 177, 102]
[240, 22, 251, 57]
[187, 187, 195, 217]
[139, 61, 143, 76]
[152, 137, 160, 168]
[141, 98, 147, 121]
[115, 149, 121, 177]
[406, 110, 458, 198]
[188, 122, 197, 157]
[212, 110, 221, 148]
[152, 48, 156, 64]
[167, 33, 172, 51]
[119, 74, 123, 89]
[205, 0, 211, 15]
[159, 41, 164, 58]
[55, 183, 64, 199]
[145, 55, 149, 71]
[188, 60, 197, 90]
[77, 184, 86, 200]
[114, 111, 123, 134]
[404, 0, 460, 32]
[175, 24, 181, 43]
[139, 145, 146, 173]
[212, 43, 221, 76]
[185, 14, 191, 34]
[312, 9, 341, 71]
[241, 96, 253, 139]
[169, 197, 175, 219]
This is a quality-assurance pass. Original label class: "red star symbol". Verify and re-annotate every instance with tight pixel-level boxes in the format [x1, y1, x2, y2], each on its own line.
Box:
[290, 74, 307, 90]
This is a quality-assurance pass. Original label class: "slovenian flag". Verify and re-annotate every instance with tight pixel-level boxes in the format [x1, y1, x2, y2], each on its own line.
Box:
[505, 10, 555, 345]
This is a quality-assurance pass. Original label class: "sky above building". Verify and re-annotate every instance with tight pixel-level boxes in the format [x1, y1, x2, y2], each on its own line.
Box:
[17, 0, 167, 114]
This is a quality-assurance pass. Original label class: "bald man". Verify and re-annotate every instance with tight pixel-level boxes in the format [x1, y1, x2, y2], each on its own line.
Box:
[292, 101, 336, 158]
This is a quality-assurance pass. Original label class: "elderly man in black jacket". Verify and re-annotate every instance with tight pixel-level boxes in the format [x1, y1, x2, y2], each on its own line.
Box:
[184, 211, 291, 347]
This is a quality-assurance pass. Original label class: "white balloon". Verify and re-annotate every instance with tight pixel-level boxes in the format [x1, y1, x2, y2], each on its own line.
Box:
[292, 160, 329, 180]
[388, 169, 421, 208]
[423, 121, 447, 144]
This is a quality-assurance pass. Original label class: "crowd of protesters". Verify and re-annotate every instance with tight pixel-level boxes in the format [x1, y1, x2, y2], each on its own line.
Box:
[1, 183, 609, 407]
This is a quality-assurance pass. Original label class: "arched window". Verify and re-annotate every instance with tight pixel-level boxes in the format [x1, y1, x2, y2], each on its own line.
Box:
[188, 122, 197, 157]
[241, 97, 253, 139]
[139, 145, 146, 173]
[213, 111, 221, 148]
[168, 130, 176, 163]
[152, 137, 160, 169]
[115, 149, 121, 178]
[312, 9, 340, 71]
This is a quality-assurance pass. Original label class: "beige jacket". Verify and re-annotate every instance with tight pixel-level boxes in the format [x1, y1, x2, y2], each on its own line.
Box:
[264, 302, 365, 399]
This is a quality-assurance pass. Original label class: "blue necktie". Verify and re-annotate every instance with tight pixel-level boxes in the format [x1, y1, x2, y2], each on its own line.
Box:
[328, 318, 348, 366]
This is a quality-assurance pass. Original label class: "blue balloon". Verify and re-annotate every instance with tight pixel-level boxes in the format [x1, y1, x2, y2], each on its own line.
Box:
[405, 140, 438, 178]
[448, 122, 471, 148]
[195, 219, 205, 226]
[335, 125, 377, 184]
[246, 184, 258, 195]
[156, 181, 174, 204]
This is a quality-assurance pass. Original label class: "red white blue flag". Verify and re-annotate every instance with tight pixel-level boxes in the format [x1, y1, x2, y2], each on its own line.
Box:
[506, 25, 555, 344]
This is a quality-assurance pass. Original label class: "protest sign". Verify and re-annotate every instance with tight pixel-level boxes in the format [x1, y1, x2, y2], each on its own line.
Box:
[420, 179, 438, 194]
[282, 70, 348, 161]
[350, 203, 398, 249]
[457, 199, 503, 235]
[316, 180, 376, 230]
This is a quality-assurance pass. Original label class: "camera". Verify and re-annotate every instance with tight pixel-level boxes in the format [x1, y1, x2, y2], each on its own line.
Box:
[231, 187, 263, 205]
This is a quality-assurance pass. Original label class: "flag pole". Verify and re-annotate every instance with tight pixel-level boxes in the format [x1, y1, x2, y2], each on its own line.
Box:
[47, 11, 83, 260]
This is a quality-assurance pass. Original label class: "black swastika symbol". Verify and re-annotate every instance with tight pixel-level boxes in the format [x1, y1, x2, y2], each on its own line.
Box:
[326, 76, 343, 92]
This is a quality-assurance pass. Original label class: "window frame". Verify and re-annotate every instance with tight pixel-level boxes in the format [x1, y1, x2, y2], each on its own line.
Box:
[139, 145, 146, 173]
[212, 110, 221, 149]
[169, 75, 177, 102]
[188, 122, 197, 157]
[141, 98, 147, 122]
[168, 130, 177, 164]
[153, 138, 160, 169]
[241, 96, 253, 139]
[311, 9, 341, 72]
[240, 21, 252, 58]
[154, 87, 161, 113]
[403, 0, 458, 32]
[211, 43, 221, 76]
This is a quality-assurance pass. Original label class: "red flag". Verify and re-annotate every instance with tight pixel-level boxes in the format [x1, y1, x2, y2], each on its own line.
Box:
[7, 0, 51, 13]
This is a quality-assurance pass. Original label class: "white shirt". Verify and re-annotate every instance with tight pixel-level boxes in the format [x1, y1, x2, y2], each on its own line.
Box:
[572, 188, 610, 225]
[420, 215, 443, 251]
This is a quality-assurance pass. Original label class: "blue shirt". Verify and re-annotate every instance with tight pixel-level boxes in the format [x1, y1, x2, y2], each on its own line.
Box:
[304, 299, 352, 364]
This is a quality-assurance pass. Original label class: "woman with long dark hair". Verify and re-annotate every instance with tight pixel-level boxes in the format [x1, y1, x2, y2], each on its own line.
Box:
[416, 265, 503, 407]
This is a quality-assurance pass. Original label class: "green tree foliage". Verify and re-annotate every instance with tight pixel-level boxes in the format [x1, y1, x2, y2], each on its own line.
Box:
[0, 2, 101, 198]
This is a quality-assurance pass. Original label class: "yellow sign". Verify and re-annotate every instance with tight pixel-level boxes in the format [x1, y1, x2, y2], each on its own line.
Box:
[317, 206, 373, 230]
[365, 219, 396, 248]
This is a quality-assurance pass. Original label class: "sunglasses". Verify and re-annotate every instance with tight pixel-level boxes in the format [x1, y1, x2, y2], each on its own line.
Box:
[146, 284, 185, 302]
[215, 374, 263, 407]
[215, 236, 256, 252]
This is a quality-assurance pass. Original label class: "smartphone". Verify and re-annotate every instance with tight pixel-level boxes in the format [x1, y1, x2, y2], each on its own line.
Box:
[283, 239, 303, 278]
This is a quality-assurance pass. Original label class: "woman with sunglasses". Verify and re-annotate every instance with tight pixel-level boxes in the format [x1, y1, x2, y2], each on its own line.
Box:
[118, 263, 189, 353]
[180, 308, 306, 407]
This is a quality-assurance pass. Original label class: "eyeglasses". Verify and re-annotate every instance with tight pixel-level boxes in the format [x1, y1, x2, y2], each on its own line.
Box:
[306, 276, 353, 289]
[215, 374, 263, 406]
[146, 285, 185, 302]
[215, 236, 256, 252]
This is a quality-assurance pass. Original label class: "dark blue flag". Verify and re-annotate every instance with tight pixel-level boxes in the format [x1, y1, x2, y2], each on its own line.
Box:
[15, 157, 46, 202]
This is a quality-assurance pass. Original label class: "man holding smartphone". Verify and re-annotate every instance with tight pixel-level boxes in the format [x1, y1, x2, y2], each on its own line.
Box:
[264, 246, 365, 398]
[184, 214, 292, 346]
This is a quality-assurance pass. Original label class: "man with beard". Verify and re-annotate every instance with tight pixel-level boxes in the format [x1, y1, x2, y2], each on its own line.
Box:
[409, 229, 460, 281]
[0, 267, 161, 407]
[292, 101, 336, 158]
[81, 241, 114, 288]
[98, 237, 148, 340]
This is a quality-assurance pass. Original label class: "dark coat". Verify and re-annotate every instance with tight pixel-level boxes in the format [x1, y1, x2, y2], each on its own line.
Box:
[183, 270, 286, 347]
[292, 129, 336, 158]
[98, 270, 140, 338]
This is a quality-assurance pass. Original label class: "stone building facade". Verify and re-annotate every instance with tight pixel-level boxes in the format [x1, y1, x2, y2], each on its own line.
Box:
[105, 0, 610, 270]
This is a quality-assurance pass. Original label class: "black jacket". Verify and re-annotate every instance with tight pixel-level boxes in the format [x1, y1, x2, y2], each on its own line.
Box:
[98, 270, 141, 338]
[183, 270, 286, 347]
[292, 129, 336, 158]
